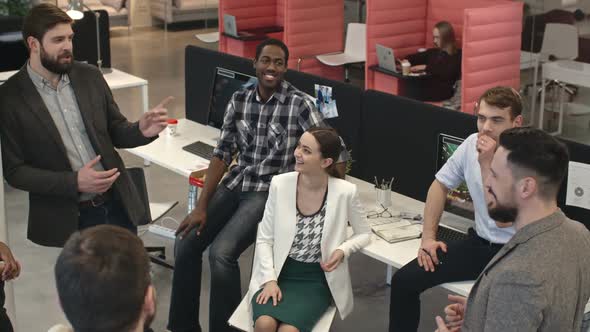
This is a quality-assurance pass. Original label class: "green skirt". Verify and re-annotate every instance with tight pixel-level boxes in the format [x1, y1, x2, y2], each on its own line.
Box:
[252, 257, 332, 332]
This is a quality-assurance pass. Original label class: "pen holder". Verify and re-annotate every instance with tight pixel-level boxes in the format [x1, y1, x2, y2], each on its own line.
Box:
[376, 187, 392, 208]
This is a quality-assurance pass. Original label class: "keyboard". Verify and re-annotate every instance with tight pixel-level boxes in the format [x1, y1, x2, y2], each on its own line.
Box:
[182, 141, 215, 160]
[436, 225, 468, 243]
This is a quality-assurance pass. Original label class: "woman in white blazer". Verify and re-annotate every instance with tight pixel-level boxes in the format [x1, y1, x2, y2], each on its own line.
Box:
[247, 127, 371, 332]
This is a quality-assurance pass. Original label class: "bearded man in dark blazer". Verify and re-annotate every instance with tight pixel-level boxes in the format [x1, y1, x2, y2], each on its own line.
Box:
[0, 3, 172, 247]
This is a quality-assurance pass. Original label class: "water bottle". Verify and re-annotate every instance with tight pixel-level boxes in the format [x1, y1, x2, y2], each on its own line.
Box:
[188, 173, 205, 214]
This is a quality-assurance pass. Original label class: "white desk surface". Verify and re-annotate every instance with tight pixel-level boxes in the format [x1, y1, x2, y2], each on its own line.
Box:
[542, 60, 590, 88]
[102, 68, 148, 89]
[346, 176, 476, 296]
[125, 118, 220, 177]
[0, 68, 147, 89]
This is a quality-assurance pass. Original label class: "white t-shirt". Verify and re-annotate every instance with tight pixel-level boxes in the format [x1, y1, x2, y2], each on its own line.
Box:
[435, 133, 515, 244]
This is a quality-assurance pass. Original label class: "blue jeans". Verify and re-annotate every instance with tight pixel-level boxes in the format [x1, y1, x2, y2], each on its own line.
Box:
[168, 184, 269, 332]
[78, 199, 137, 233]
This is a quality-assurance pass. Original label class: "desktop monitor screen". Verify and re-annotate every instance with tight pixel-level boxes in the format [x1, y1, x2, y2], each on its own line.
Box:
[437, 133, 475, 220]
[208, 67, 257, 129]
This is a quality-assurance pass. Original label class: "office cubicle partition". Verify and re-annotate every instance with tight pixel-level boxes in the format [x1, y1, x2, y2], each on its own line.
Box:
[185, 45, 256, 125]
[218, 0, 345, 80]
[356, 89, 477, 202]
[284, 70, 363, 175]
[365, 0, 522, 113]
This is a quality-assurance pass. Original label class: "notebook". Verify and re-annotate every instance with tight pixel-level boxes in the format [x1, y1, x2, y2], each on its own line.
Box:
[370, 217, 422, 243]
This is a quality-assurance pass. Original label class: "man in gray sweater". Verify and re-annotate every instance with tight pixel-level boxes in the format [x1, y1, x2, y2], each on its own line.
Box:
[436, 127, 590, 332]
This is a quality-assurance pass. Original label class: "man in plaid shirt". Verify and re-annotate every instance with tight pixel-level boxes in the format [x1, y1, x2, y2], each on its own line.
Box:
[168, 39, 347, 332]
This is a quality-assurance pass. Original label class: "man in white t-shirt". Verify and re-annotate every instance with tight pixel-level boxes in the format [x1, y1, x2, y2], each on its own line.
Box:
[388, 86, 523, 331]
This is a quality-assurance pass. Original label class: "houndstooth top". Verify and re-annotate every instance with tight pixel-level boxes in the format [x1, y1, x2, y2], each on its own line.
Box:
[288, 190, 328, 263]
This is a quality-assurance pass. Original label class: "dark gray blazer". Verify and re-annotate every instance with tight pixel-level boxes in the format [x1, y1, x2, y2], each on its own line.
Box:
[463, 210, 590, 332]
[0, 62, 155, 247]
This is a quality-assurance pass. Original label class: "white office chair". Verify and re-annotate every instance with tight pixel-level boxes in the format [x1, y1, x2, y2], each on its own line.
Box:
[530, 23, 579, 122]
[195, 31, 220, 43]
[316, 23, 366, 82]
[228, 295, 337, 332]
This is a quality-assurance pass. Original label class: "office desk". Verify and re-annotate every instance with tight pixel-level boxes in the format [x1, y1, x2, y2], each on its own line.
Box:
[125, 118, 219, 177]
[222, 26, 284, 41]
[368, 64, 431, 101]
[346, 176, 475, 296]
[538, 60, 590, 135]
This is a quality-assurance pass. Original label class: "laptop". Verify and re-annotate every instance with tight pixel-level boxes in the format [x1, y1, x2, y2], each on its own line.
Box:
[223, 14, 238, 37]
[376, 44, 397, 72]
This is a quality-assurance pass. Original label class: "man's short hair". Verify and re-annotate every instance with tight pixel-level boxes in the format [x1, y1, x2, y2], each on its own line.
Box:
[255, 38, 290, 63]
[498, 127, 569, 199]
[55, 225, 151, 332]
[22, 3, 73, 50]
[477, 86, 523, 119]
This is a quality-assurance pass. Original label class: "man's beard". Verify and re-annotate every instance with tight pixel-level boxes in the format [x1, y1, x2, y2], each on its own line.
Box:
[488, 204, 518, 223]
[40, 45, 73, 74]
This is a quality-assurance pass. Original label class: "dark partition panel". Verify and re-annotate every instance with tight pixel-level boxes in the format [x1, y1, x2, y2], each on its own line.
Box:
[357, 90, 477, 203]
[284, 70, 363, 176]
[185, 45, 256, 125]
[184, 45, 363, 176]
[73, 10, 111, 68]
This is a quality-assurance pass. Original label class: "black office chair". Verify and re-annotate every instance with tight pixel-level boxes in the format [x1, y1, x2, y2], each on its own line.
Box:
[127, 167, 175, 270]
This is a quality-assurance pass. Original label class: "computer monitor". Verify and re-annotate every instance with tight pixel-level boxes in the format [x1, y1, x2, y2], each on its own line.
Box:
[437, 133, 475, 220]
[207, 67, 257, 129]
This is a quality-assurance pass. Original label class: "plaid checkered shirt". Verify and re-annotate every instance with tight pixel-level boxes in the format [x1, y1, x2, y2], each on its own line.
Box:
[212, 80, 330, 192]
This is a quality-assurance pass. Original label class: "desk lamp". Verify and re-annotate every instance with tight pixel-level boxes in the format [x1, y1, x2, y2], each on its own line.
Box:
[65, 0, 105, 72]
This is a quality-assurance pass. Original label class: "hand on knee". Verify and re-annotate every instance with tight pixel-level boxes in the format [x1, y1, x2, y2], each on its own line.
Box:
[255, 315, 279, 332]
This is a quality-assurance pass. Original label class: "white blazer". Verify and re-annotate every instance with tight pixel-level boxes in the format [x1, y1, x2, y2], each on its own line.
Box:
[247, 172, 371, 319]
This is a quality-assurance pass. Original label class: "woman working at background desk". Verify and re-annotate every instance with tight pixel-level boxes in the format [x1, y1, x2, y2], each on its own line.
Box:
[404, 21, 462, 102]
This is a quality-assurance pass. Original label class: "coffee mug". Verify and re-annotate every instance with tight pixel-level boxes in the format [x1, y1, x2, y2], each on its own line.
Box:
[401, 61, 411, 76]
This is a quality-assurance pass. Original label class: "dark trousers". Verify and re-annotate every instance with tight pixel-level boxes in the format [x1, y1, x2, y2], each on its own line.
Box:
[168, 184, 269, 332]
[388, 228, 503, 332]
[78, 199, 137, 233]
[0, 282, 13, 332]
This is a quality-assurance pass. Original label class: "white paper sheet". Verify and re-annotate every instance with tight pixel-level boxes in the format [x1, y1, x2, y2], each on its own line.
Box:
[566, 161, 590, 210]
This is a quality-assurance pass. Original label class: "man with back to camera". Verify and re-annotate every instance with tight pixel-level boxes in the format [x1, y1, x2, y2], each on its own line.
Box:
[168, 38, 347, 332]
[435, 127, 590, 332]
[51, 225, 156, 332]
[0, 4, 172, 247]
[388, 86, 523, 331]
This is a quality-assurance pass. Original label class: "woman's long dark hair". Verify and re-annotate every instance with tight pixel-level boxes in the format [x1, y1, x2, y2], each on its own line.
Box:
[435, 21, 458, 56]
[306, 127, 342, 178]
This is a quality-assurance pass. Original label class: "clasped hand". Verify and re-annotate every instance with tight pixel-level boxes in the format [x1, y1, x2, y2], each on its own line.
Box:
[435, 294, 466, 332]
